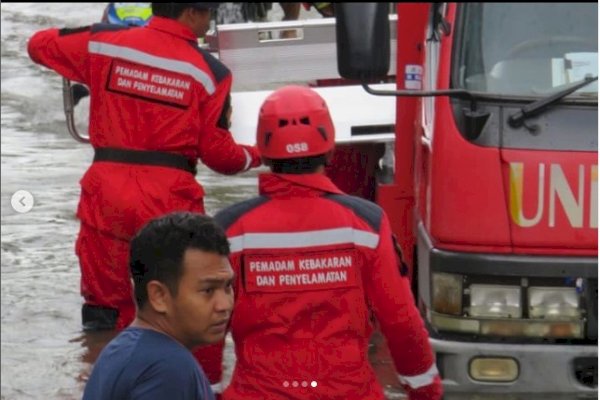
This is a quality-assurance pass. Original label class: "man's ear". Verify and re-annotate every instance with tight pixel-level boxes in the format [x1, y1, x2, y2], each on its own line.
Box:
[147, 281, 171, 313]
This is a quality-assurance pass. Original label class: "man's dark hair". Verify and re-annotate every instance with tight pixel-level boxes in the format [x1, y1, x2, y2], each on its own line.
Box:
[151, 3, 213, 19]
[265, 154, 328, 174]
[129, 212, 230, 309]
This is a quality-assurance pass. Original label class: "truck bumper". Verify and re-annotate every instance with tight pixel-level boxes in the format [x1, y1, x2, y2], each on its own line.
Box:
[432, 337, 597, 397]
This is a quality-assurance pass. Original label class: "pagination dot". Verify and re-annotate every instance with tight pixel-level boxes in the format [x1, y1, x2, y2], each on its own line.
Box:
[283, 381, 290, 388]
[311, 381, 318, 388]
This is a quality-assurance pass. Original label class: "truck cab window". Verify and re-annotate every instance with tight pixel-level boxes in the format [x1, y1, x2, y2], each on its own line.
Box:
[456, 3, 598, 98]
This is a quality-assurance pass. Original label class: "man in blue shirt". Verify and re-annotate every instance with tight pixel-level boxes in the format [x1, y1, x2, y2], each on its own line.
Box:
[83, 212, 235, 399]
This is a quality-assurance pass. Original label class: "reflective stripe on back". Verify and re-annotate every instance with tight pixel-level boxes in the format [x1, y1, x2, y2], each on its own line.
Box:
[228, 227, 379, 253]
[88, 41, 215, 94]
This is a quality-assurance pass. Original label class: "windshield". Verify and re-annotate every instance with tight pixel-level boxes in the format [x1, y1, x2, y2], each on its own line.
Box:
[455, 3, 598, 98]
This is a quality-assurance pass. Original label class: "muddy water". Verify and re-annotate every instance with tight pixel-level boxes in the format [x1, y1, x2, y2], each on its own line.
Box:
[0, 3, 404, 399]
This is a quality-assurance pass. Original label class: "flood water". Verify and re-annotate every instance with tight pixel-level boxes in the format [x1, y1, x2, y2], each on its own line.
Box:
[0, 3, 404, 399]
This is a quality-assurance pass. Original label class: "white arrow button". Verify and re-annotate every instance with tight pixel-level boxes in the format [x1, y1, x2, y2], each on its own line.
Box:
[11, 190, 34, 213]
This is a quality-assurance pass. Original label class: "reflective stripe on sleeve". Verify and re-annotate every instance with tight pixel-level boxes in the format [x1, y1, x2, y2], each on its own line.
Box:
[242, 147, 252, 171]
[228, 227, 379, 253]
[88, 41, 216, 94]
[398, 363, 439, 389]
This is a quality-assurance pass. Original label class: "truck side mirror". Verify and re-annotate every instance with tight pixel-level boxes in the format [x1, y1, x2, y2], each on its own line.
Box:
[336, 3, 390, 81]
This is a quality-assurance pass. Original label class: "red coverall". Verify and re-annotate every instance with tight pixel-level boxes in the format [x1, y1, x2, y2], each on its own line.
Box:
[27, 16, 260, 392]
[214, 173, 443, 400]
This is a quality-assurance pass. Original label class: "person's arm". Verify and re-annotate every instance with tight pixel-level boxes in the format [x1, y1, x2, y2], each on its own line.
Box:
[362, 214, 443, 400]
[197, 72, 261, 175]
[280, 3, 301, 20]
[27, 26, 91, 84]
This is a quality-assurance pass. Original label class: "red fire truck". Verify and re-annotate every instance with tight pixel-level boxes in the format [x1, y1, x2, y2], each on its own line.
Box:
[335, 3, 597, 398]
[61, 3, 597, 397]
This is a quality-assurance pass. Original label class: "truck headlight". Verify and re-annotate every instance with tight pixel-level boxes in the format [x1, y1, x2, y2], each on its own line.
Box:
[528, 287, 581, 320]
[469, 284, 521, 318]
[432, 273, 462, 315]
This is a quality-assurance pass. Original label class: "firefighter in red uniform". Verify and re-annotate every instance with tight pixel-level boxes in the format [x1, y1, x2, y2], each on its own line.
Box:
[27, 2, 258, 395]
[214, 85, 442, 400]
